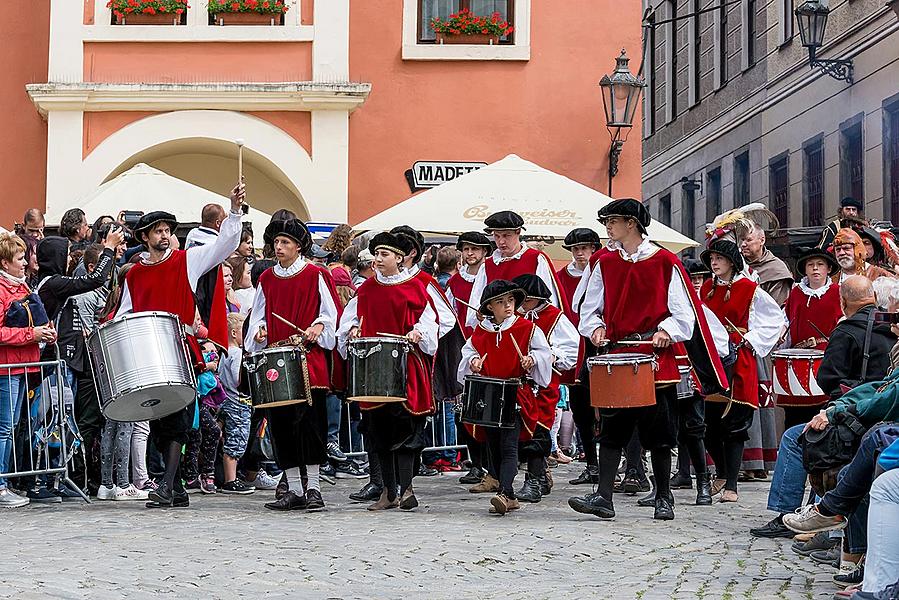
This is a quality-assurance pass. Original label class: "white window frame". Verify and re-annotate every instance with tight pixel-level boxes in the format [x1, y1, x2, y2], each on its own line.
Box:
[401, 0, 530, 61]
[777, 0, 794, 47]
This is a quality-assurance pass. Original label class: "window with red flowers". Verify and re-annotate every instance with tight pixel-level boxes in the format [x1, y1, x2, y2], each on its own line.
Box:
[418, 0, 514, 43]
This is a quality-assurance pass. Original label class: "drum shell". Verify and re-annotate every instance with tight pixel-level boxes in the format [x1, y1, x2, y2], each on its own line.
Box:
[588, 353, 657, 409]
[88, 311, 196, 422]
[461, 375, 519, 429]
[347, 337, 409, 403]
[245, 346, 311, 409]
[772, 349, 825, 399]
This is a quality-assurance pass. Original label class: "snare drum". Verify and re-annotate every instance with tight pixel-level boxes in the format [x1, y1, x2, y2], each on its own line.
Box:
[244, 346, 312, 409]
[587, 353, 657, 409]
[676, 365, 695, 399]
[347, 337, 409, 403]
[772, 348, 826, 405]
[88, 311, 196, 422]
[461, 375, 519, 429]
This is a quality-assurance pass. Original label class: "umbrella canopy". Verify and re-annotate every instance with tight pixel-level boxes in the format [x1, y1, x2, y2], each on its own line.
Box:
[49, 163, 272, 246]
[353, 154, 698, 254]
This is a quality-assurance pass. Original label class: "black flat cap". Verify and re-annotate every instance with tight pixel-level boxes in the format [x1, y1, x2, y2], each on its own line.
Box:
[369, 231, 414, 258]
[795, 246, 839, 276]
[134, 211, 178, 235]
[512, 274, 552, 301]
[562, 228, 602, 250]
[479, 279, 526, 317]
[682, 257, 711, 277]
[456, 231, 493, 251]
[484, 211, 526, 233]
[597, 198, 651, 234]
[700, 239, 744, 274]
[840, 197, 863, 210]
[264, 219, 312, 253]
[390, 225, 424, 259]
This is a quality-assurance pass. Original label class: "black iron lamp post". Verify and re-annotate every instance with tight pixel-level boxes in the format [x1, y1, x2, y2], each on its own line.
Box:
[599, 48, 645, 196]
[795, 0, 854, 83]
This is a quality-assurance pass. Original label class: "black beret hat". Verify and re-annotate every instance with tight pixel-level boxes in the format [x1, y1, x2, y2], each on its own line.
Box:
[562, 228, 602, 250]
[682, 257, 711, 277]
[479, 279, 526, 317]
[456, 231, 493, 251]
[795, 246, 839, 276]
[840, 197, 863, 210]
[134, 211, 178, 235]
[264, 218, 312, 253]
[700, 239, 745, 274]
[390, 225, 424, 259]
[512, 274, 552, 301]
[483, 211, 526, 233]
[597, 199, 651, 234]
[369, 231, 414, 258]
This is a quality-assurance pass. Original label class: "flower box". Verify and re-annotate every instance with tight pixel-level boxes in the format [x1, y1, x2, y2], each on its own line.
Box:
[108, 0, 186, 24]
[116, 12, 180, 25]
[436, 32, 500, 45]
[212, 12, 279, 25]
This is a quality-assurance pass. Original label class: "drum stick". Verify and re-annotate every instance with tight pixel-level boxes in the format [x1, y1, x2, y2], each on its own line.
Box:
[509, 335, 526, 361]
[236, 138, 245, 182]
[808, 321, 828, 340]
[376, 331, 409, 340]
[272, 311, 303, 333]
[617, 340, 654, 346]
[724, 317, 749, 345]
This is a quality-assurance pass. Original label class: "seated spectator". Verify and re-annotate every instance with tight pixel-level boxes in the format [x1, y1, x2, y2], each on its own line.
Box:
[856, 443, 899, 598]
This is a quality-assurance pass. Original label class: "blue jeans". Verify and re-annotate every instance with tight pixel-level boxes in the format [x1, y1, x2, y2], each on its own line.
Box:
[326, 393, 341, 445]
[865, 469, 899, 592]
[0, 373, 27, 489]
[767, 424, 808, 514]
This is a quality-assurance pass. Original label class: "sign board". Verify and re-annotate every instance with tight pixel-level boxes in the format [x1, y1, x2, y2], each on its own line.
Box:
[405, 161, 487, 192]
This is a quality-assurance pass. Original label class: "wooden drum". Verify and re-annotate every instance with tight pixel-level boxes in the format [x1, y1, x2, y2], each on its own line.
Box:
[587, 353, 657, 409]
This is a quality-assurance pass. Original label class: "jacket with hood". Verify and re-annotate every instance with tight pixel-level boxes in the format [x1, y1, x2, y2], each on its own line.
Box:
[36, 236, 115, 372]
[0, 275, 40, 374]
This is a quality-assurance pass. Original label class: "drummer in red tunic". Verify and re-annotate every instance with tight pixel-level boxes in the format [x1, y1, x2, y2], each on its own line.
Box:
[117, 184, 245, 509]
[567, 199, 705, 522]
[458, 280, 553, 516]
[556, 227, 602, 486]
[778, 246, 842, 428]
[700, 224, 783, 503]
[511, 274, 579, 503]
[244, 219, 340, 512]
[465, 211, 567, 330]
[336, 232, 439, 511]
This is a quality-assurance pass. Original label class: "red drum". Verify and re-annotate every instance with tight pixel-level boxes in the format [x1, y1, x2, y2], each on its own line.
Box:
[587, 353, 657, 409]
[772, 348, 827, 407]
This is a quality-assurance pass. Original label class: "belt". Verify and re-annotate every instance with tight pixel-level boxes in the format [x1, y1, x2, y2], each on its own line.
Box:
[724, 325, 748, 335]
[794, 337, 826, 350]
[237, 395, 253, 407]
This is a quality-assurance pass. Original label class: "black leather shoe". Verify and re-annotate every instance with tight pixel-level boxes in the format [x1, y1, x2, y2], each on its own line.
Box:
[399, 488, 419, 511]
[670, 472, 693, 489]
[636, 475, 656, 507]
[172, 491, 189, 508]
[275, 472, 288, 500]
[568, 493, 615, 518]
[654, 493, 675, 520]
[349, 482, 383, 502]
[569, 465, 599, 486]
[305, 489, 325, 511]
[265, 490, 307, 511]
[148, 482, 173, 506]
[622, 469, 651, 495]
[749, 515, 793, 538]
[538, 473, 552, 496]
[791, 531, 839, 556]
[516, 474, 542, 503]
[695, 472, 713, 506]
[417, 464, 439, 477]
[459, 466, 485, 485]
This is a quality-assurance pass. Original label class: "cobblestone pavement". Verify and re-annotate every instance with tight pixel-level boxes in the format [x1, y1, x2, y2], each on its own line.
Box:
[0, 465, 840, 600]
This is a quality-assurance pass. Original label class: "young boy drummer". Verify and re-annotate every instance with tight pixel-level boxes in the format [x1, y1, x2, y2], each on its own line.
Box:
[511, 274, 579, 503]
[245, 219, 341, 512]
[458, 280, 553, 515]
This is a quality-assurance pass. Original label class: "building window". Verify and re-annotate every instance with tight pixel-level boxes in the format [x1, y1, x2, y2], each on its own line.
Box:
[706, 167, 722, 223]
[666, 0, 678, 122]
[418, 0, 514, 43]
[714, 0, 728, 89]
[644, 10, 656, 136]
[688, 0, 700, 107]
[778, 0, 794, 46]
[660, 194, 672, 227]
[770, 155, 790, 227]
[741, 0, 756, 71]
[734, 151, 750, 206]
[804, 139, 825, 226]
[840, 120, 865, 206]
[683, 187, 696, 238]
[886, 104, 899, 224]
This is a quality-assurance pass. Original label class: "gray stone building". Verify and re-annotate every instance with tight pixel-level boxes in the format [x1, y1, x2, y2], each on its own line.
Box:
[641, 0, 899, 248]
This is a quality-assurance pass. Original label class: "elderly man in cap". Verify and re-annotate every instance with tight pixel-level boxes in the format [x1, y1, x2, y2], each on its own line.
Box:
[568, 198, 726, 521]
[245, 218, 341, 512]
[465, 210, 566, 330]
[818, 197, 865, 250]
[117, 182, 245, 509]
[833, 228, 894, 283]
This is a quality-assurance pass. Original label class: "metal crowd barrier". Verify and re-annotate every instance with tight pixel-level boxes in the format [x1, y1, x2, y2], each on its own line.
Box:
[0, 360, 89, 502]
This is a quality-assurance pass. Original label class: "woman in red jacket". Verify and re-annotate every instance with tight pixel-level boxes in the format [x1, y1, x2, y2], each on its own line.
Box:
[0, 232, 57, 508]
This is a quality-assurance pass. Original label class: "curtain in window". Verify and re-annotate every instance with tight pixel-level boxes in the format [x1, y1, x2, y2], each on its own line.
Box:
[421, 0, 460, 41]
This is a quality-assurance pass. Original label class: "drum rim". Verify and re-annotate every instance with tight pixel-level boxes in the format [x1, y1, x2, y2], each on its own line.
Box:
[349, 336, 411, 346]
[464, 374, 521, 385]
[93, 310, 181, 332]
[587, 353, 655, 364]
[247, 345, 307, 358]
[102, 380, 196, 405]
[771, 349, 824, 358]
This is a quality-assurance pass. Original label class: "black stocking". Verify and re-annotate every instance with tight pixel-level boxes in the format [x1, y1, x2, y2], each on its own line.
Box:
[724, 440, 744, 492]
[397, 450, 415, 495]
[162, 441, 182, 492]
[598, 445, 622, 501]
[650, 448, 672, 498]
[377, 449, 396, 501]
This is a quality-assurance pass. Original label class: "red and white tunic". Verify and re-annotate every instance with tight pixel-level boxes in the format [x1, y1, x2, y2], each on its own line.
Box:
[408, 265, 459, 339]
[556, 261, 587, 384]
[777, 278, 842, 407]
[446, 267, 477, 338]
[458, 315, 552, 439]
[577, 238, 697, 385]
[701, 274, 783, 408]
[522, 303, 579, 429]
[337, 270, 439, 416]
[465, 246, 567, 329]
[244, 257, 341, 389]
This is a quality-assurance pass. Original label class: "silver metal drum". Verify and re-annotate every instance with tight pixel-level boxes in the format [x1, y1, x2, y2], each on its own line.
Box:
[88, 311, 196, 422]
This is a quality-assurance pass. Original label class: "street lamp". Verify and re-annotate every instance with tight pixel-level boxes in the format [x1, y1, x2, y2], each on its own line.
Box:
[599, 48, 645, 195]
[795, 0, 854, 83]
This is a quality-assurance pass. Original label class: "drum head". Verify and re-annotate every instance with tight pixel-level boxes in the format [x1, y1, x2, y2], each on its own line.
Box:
[348, 395, 407, 403]
[102, 383, 196, 422]
[588, 352, 654, 366]
[772, 349, 824, 359]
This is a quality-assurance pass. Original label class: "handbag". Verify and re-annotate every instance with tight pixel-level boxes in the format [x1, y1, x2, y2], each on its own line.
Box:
[5, 292, 49, 328]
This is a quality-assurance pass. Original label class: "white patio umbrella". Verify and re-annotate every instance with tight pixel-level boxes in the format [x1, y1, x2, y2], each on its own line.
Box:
[53, 163, 272, 246]
[353, 154, 699, 255]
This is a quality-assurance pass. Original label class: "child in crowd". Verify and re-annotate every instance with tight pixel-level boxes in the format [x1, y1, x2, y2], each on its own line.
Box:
[218, 312, 255, 494]
[183, 340, 224, 494]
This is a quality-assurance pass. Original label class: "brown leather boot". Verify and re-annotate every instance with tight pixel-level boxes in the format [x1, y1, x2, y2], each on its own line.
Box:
[489, 493, 521, 515]
[367, 489, 399, 511]
[469, 474, 500, 494]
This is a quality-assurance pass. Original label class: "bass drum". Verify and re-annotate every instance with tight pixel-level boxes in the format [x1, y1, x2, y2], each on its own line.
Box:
[89, 311, 196, 422]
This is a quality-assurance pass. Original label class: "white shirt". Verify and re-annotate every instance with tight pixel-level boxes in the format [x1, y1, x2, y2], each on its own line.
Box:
[243, 257, 339, 353]
[185, 226, 219, 249]
[117, 211, 242, 317]
[575, 237, 695, 343]
[336, 270, 440, 357]
[457, 315, 553, 387]
[520, 304, 580, 371]
[702, 305, 731, 358]
[408, 265, 458, 339]
[465, 244, 560, 329]
[797, 277, 833, 299]
[713, 273, 785, 357]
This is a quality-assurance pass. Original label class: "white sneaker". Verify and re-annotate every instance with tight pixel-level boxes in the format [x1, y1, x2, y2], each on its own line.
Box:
[0, 488, 29, 508]
[250, 470, 279, 490]
[114, 484, 150, 501]
[96, 485, 117, 501]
